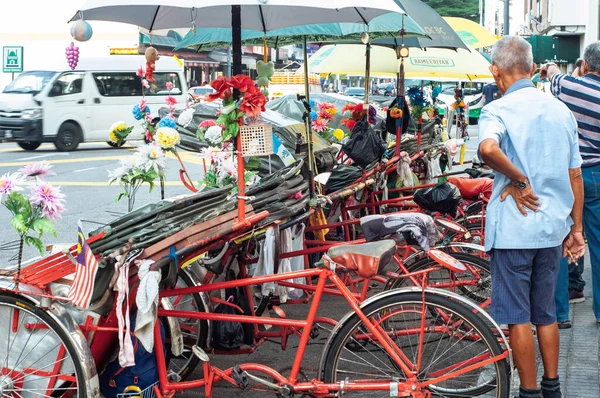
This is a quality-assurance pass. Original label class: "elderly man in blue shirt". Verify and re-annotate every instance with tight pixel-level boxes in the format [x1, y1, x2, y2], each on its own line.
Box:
[479, 36, 585, 398]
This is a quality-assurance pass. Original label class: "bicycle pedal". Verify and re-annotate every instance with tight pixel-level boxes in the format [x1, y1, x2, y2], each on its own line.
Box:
[272, 305, 286, 319]
[232, 365, 249, 390]
[192, 345, 210, 363]
[310, 324, 320, 339]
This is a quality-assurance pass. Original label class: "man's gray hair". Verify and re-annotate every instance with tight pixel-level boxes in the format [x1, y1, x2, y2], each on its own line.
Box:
[491, 36, 534, 75]
[584, 42, 600, 73]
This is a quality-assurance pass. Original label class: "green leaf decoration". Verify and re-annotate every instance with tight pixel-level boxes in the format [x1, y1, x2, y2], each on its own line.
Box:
[24, 236, 45, 256]
[32, 218, 56, 237]
[10, 214, 28, 235]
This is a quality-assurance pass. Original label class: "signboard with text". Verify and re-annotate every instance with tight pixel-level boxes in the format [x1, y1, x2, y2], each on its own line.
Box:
[3, 46, 23, 73]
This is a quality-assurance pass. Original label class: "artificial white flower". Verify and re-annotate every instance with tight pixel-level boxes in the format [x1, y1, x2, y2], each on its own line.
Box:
[177, 108, 195, 128]
[156, 127, 181, 150]
[205, 125, 223, 146]
[134, 143, 166, 173]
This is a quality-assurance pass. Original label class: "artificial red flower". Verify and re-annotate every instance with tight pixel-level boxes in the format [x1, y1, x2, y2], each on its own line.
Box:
[228, 74, 255, 93]
[240, 90, 266, 117]
[354, 103, 364, 114]
[208, 75, 231, 101]
[342, 104, 356, 114]
[342, 119, 357, 131]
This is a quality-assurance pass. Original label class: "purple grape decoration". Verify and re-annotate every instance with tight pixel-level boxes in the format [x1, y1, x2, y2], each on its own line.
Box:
[65, 42, 79, 70]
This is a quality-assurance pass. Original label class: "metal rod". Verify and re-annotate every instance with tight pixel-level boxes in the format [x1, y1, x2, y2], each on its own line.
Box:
[303, 36, 315, 199]
[364, 43, 371, 104]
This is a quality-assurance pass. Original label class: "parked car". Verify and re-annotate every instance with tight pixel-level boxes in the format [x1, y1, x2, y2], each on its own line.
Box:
[435, 84, 484, 124]
[187, 86, 215, 103]
[343, 87, 365, 98]
[0, 55, 186, 151]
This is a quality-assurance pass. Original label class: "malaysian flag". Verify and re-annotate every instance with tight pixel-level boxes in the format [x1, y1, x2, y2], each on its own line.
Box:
[67, 223, 99, 308]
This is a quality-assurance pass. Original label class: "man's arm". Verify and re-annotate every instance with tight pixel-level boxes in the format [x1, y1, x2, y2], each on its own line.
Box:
[563, 168, 586, 262]
[539, 62, 561, 81]
[479, 139, 540, 215]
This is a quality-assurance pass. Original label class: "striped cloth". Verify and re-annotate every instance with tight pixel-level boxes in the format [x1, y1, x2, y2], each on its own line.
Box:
[551, 73, 600, 167]
[67, 223, 99, 308]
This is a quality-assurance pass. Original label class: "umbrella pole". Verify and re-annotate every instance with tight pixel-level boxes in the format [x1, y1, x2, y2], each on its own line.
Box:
[231, 5, 246, 222]
[395, 58, 405, 157]
[303, 36, 316, 200]
[364, 44, 371, 105]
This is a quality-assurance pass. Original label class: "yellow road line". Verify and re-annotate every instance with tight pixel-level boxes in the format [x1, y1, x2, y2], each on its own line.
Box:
[0, 156, 130, 167]
[0, 142, 123, 153]
[35, 181, 189, 187]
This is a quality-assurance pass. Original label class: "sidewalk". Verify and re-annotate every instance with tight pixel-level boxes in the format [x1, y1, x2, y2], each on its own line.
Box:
[555, 261, 600, 397]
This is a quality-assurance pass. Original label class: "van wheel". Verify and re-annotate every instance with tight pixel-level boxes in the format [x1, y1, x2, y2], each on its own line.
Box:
[17, 141, 41, 151]
[106, 141, 124, 148]
[55, 122, 81, 151]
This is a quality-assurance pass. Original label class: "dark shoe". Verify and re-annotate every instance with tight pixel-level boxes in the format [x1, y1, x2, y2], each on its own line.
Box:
[569, 289, 585, 303]
[541, 376, 562, 398]
[557, 320, 572, 330]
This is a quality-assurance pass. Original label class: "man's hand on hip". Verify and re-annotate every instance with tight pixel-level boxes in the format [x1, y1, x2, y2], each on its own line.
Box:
[563, 231, 586, 263]
[500, 184, 540, 216]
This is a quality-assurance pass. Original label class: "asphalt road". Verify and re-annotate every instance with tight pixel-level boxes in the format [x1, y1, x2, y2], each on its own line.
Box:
[0, 125, 481, 397]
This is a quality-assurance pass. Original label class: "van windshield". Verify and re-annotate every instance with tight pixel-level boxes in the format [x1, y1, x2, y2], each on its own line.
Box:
[3, 71, 57, 94]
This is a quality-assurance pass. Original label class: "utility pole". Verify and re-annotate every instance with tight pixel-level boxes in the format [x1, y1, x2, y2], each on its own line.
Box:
[504, 0, 510, 35]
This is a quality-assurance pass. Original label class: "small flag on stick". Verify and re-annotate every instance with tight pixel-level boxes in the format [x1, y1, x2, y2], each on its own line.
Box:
[67, 222, 99, 308]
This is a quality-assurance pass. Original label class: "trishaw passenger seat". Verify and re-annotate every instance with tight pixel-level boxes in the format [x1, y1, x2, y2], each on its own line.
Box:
[325, 240, 396, 279]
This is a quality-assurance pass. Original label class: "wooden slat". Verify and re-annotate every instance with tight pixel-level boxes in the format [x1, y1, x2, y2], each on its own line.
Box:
[142, 206, 254, 260]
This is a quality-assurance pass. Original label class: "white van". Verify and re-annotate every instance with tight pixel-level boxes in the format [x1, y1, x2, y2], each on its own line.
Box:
[0, 56, 187, 151]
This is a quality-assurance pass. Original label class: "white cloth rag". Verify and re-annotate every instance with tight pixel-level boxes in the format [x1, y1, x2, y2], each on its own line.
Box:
[397, 151, 415, 188]
[254, 226, 276, 297]
[115, 255, 135, 367]
[135, 259, 161, 353]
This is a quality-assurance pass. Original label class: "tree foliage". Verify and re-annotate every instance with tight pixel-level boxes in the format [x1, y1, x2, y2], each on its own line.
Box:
[422, 0, 480, 22]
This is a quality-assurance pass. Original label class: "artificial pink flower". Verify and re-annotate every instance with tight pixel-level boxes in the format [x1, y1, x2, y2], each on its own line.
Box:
[288, 190, 303, 200]
[311, 118, 328, 133]
[166, 82, 173, 90]
[199, 120, 216, 129]
[136, 66, 145, 78]
[142, 79, 150, 89]
[165, 96, 177, 107]
[29, 182, 65, 220]
[145, 113, 153, 122]
[0, 173, 24, 195]
[140, 99, 147, 110]
[19, 161, 55, 179]
[145, 130, 154, 142]
[318, 110, 333, 120]
[168, 112, 175, 119]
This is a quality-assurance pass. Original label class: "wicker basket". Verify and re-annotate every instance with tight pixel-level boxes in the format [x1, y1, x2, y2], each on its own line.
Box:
[239, 123, 274, 157]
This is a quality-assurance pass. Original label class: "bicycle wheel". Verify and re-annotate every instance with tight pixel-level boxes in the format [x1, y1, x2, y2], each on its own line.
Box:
[322, 291, 509, 397]
[388, 252, 491, 305]
[0, 292, 88, 397]
[163, 268, 208, 381]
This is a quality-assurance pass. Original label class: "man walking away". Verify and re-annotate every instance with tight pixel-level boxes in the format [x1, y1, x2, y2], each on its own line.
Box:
[479, 36, 585, 398]
[542, 42, 600, 316]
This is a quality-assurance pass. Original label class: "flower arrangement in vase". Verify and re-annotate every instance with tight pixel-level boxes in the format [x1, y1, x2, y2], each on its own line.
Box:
[195, 74, 268, 193]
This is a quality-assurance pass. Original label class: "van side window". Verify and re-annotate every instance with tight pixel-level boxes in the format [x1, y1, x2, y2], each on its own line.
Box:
[92, 72, 182, 96]
[50, 73, 85, 96]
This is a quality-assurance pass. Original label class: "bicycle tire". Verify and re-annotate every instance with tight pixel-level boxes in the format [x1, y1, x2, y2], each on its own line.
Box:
[0, 292, 88, 397]
[163, 268, 208, 381]
[321, 290, 509, 397]
[387, 252, 491, 304]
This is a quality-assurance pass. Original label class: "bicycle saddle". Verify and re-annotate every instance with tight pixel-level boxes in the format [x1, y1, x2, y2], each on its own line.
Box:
[464, 168, 495, 179]
[447, 177, 493, 199]
[325, 240, 396, 279]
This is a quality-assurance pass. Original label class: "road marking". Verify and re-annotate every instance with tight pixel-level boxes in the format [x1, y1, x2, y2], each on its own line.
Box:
[18, 153, 70, 161]
[47, 181, 189, 187]
[0, 142, 118, 153]
[72, 166, 100, 173]
[0, 155, 129, 167]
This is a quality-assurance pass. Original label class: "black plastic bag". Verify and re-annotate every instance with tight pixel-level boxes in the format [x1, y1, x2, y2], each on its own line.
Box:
[342, 118, 387, 168]
[212, 271, 254, 350]
[413, 182, 462, 216]
[325, 165, 363, 194]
